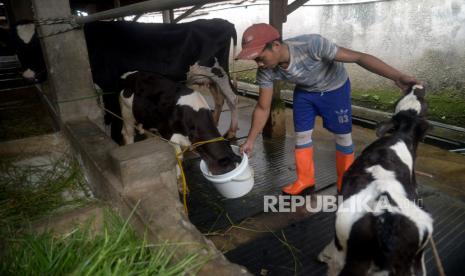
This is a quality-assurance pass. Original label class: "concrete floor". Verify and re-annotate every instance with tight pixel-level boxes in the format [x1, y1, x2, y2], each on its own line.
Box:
[215, 95, 465, 201]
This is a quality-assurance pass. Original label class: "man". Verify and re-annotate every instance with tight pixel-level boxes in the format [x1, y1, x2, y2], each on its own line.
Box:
[236, 23, 418, 195]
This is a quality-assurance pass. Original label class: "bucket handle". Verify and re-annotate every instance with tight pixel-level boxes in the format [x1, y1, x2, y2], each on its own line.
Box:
[231, 168, 254, 182]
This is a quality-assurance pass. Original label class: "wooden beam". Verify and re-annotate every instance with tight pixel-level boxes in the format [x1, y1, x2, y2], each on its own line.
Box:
[269, 0, 287, 30]
[287, 0, 311, 16]
[75, 0, 228, 24]
[5, 0, 34, 23]
[265, 0, 288, 138]
[162, 9, 174, 23]
[174, 4, 203, 23]
[132, 13, 142, 21]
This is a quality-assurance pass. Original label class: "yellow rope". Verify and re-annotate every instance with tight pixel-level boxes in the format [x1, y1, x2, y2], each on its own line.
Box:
[174, 137, 226, 214]
[430, 237, 446, 276]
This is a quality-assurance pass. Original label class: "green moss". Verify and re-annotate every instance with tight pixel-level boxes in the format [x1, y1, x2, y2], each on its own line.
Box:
[234, 67, 294, 90]
[271, 98, 286, 110]
[235, 68, 257, 84]
[426, 90, 465, 127]
[352, 88, 465, 128]
[351, 88, 400, 112]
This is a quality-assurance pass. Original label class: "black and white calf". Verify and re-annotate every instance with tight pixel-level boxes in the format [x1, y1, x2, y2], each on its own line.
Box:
[119, 71, 241, 175]
[319, 85, 433, 275]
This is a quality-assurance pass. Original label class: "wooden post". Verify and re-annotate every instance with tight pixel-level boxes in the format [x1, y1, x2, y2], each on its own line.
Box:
[162, 10, 174, 23]
[30, 0, 101, 124]
[264, 0, 287, 138]
[5, 0, 34, 23]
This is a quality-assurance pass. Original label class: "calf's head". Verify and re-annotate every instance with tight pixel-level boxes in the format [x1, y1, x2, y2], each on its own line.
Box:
[376, 84, 430, 142]
[123, 71, 241, 175]
[175, 89, 241, 175]
[187, 108, 241, 175]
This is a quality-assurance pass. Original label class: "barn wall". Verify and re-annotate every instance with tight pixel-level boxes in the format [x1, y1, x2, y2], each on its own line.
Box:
[176, 0, 465, 93]
[286, 0, 465, 92]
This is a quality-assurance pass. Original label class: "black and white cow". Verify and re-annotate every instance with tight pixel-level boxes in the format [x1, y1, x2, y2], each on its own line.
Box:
[119, 71, 241, 175]
[319, 85, 433, 275]
[0, 21, 47, 82]
[83, 19, 239, 144]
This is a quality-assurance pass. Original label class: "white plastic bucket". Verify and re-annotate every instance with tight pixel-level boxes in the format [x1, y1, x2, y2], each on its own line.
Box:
[200, 145, 254, 198]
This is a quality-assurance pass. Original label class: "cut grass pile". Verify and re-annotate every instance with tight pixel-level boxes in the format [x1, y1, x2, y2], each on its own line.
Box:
[0, 155, 92, 232]
[1, 209, 209, 275]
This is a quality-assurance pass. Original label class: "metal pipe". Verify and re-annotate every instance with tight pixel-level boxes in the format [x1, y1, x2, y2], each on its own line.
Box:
[75, 0, 228, 24]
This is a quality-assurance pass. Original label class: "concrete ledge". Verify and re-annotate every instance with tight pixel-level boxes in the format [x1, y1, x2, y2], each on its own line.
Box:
[110, 138, 177, 190]
[0, 132, 67, 158]
[63, 118, 251, 275]
[33, 203, 105, 236]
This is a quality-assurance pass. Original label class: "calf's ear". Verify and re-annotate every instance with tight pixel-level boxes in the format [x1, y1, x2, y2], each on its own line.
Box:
[415, 119, 431, 140]
[413, 85, 426, 99]
[376, 120, 395, 137]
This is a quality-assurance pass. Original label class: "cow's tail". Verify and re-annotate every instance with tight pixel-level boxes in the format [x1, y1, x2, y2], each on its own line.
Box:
[102, 91, 124, 145]
[230, 25, 238, 90]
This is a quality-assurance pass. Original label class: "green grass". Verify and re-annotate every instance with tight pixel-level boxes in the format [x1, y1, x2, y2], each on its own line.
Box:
[0, 155, 92, 232]
[0, 155, 209, 275]
[1, 209, 209, 275]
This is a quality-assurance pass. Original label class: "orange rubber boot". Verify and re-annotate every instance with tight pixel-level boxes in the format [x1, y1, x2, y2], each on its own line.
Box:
[336, 151, 355, 192]
[282, 147, 315, 195]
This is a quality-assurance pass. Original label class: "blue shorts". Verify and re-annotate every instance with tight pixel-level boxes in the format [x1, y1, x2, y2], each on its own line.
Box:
[293, 79, 352, 134]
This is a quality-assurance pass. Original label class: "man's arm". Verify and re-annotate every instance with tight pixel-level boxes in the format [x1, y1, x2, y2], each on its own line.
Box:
[240, 87, 273, 154]
[334, 46, 418, 91]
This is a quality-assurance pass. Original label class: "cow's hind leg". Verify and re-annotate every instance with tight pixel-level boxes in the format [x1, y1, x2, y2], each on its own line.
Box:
[188, 60, 238, 139]
[318, 239, 345, 276]
[209, 83, 225, 127]
[214, 76, 238, 139]
[119, 92, 136, 145]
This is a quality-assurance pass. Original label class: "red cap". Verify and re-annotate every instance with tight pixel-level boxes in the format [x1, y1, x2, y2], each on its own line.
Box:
[235, 23, 280, 60]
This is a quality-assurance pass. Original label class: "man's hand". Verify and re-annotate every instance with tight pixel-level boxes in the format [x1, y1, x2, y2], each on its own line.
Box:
[240, 139, 254, 156]
[395, 74, 419, 93]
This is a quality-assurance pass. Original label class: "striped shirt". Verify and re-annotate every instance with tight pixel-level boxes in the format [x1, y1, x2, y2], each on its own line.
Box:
[256, 34, 348, 92]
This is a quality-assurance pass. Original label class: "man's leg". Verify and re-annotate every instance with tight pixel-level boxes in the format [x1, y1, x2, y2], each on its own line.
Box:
[335, 133, 354, 192]
[282, 89, 316, 195]
[316, 79, 354, 192]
